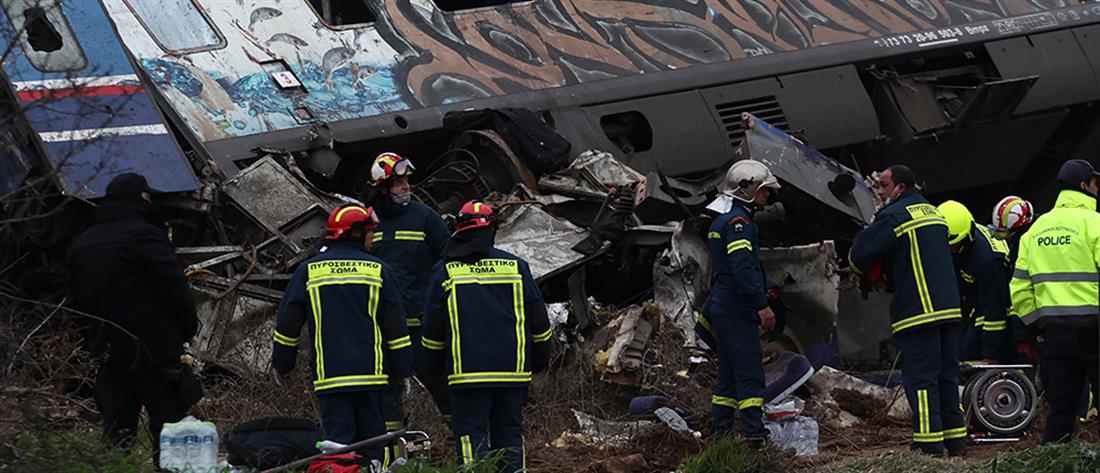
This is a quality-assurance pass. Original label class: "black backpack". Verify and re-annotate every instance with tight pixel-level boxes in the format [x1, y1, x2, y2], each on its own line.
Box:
[224, 417, 323, 469]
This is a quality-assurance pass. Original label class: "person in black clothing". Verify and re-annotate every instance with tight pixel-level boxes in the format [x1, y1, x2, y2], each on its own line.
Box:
[65, 173, 200, 459]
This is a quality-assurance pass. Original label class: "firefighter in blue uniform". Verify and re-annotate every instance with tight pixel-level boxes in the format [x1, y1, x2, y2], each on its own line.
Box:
[705, 159, 779, 442]
[849, 165, 966, 456]
[272, 204, 412, 465]
[421, 201, 552, 472]
[937, 200, 1013, 365]
[363, 152, 453, 434]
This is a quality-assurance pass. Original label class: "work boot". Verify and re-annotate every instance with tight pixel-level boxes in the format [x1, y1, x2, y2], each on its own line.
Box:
[945, 438, 967, 457]
[909, 442, 944, 457]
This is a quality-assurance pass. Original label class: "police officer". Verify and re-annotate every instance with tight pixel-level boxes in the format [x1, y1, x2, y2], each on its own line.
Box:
[849, 165, 966, 456]
[272, 204, 412, 465]
[705, 159, 779, 442]
[362, 152, 452, 433]
[937, 200, 1013, 364]
[421, 201, 552, 472]
[65, 173, 200, 464]
[1009, 158, 1100, 443]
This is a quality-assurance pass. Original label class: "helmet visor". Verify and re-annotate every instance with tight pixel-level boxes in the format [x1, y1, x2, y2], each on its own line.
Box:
[393, 159, 416, 177]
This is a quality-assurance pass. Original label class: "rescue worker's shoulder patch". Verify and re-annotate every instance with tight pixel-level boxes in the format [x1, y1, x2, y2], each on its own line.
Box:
[729, 216, 748, 233]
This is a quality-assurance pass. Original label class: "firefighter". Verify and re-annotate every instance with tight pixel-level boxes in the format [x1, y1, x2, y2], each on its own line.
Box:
[421, 201, 552, 472]
[1010, 158, 1100, 444]
[937, 200, 1013, 365]
[272, 204, 412, 465]
[849, 165, 966, 456]
[362, 152, 452, 434]
[705, 159, 779, 442]
[65, 173, 200, 464]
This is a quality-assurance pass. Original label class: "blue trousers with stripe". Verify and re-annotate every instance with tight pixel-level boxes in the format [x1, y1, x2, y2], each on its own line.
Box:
[898, 323, 966, 451]
[707, 299, 768, 438]
[450, 386, 527, 473]
[317, 390, 385, 463]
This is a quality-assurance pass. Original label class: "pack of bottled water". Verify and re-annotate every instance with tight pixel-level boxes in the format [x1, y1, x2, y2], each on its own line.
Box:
[159, 416, 219, 472]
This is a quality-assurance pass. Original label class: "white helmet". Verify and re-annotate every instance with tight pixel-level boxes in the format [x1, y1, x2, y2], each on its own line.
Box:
[725, 160, 780, 203]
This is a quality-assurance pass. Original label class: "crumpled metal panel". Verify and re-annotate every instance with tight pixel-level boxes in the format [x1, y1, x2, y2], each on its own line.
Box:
[652, 217, 710, 343]
[759, 241, 840, 352]
[221, 157, 332, 251]
[740, 114, 876, 225]
[494, 204, 594, 281]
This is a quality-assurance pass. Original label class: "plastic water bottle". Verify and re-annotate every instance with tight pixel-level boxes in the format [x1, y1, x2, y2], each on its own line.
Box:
[158, 422, 180, 470]
[160, 416, 219, 472]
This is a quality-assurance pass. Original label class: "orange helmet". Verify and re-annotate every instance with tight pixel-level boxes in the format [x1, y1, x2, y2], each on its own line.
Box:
[325, 204, 380, 240]
[454, 200, 496, 234]
[368, 152, 416, 187]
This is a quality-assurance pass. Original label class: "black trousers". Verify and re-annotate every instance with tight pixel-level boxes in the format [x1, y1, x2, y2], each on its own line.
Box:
[450, 386, 527, 473]
[897, 323, 966, 452]
[317, 390, 386, 463]
[706, 299, 767, 439]
[94, 364, 190, 463]
[383, 325, 452, 430]
[1039, 327, 1100, 443]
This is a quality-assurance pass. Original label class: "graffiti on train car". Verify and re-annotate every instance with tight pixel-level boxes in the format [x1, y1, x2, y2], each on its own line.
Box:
[102, 0, 1081, 143]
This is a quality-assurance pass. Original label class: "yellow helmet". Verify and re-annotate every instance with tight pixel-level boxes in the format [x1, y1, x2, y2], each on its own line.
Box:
[937, 200, 973, 245]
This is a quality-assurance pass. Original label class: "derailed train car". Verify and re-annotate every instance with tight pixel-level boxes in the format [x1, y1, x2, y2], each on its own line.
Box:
[3, 1, 1100, 370]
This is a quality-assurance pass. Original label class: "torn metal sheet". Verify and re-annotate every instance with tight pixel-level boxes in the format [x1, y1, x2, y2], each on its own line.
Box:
[494, 203, 604, 281]
[222, 157, 334, 252]
[652, 217, 710, 342]
[759, 241, 840, 360]
[190, 278, 283, 377]
[739, 113, 877, 225]
[537, 149, 645, 201]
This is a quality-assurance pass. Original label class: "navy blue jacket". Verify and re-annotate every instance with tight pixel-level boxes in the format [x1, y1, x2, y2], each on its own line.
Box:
[421, 248, 552, 389]
[849, 191, 962, 334]
[272, 239, 412, 394]
[369, 201, 449, 324]
[954, 226, 1011, 358]
[708, 202, 768, 311]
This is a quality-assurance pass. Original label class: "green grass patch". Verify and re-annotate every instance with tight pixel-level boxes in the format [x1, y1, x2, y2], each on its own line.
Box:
[7, 428, 157, 473]
[819, 442, 1100, 473]
[678, 437, 783, 473]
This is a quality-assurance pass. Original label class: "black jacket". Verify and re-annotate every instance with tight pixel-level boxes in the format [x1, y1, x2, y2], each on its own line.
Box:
[65, 198, 197, 371]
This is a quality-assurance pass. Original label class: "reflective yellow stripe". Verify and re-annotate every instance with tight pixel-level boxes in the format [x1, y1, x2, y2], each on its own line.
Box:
[893, 216, 947, 236]
[383, 445, 390, 469]
[961, 271, 975, 283]
[387, 335, 412, 350]
[973, 315, 985, 327]
[532, 328, 553, 342]
[913, 431, 944, 443]
[726, 239, 752, 254]
[372, 232, 384, 243]
[394, 230, 426, 241]
[422, 337, 446, 350]
[447, 371, 532, 385]
[385, 421, 405, 431]
[406, 317, 421, 327]
[698, 315, 714, 336]
[712, 395, 738, 408]
[892, 308, 962, 333]
[514, 281, 525, 373]
[370, 286, 383, 375]
[707, 231, 721, 239]
[983, 320, 1007, 332]
[738, 397, 764, 409]
[944, 426, 967, 440]
[909, 236, 933, 313]
[522, 436, 527, 471]
[309, 287, 325, 380]
[460, 435, 474, 465]
[273, 331, 299, 347]
[919, 389, 928, 434]
[313, 374, 389, 391]
[847, 249, 863, 275]
[448, 289, 462, 374]
[442, 274, 522, 291]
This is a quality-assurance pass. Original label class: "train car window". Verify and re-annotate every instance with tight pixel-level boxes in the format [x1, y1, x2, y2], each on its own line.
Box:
[434, 1, 525, 12]
[308, 0, 376, 27]
[125, 0, 225, 53]
[1, 0, 87, 72]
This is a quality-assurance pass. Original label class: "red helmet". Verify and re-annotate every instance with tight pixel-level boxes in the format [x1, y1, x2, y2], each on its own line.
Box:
[325, 204, 380, 240]
[454, 200, 495, 234]
[369, 152, 416, 187]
